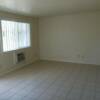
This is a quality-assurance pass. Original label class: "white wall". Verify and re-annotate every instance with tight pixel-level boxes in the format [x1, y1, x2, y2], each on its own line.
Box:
[0, 12, 39, 75]
[39, 12, 100, 65]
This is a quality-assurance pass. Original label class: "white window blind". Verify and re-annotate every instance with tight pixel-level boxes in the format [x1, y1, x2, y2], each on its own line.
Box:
[1, 20, 31, 52]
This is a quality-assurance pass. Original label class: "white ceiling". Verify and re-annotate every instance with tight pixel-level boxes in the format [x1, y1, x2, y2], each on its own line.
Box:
[0, 0, 99, 16]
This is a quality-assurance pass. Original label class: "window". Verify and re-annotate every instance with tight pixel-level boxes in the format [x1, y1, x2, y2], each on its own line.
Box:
[0, 20, 31, 52]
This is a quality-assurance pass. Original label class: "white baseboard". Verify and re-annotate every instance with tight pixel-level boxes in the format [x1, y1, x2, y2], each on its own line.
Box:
[40, 57, 100, 66]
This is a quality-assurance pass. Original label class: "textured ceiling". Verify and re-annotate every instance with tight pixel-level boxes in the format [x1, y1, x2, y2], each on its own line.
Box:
[0, 0, 99, 16]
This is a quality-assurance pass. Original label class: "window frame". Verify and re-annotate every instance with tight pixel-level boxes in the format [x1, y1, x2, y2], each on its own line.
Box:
[0, 20, 3, 53]
[0, 19, 31, 53]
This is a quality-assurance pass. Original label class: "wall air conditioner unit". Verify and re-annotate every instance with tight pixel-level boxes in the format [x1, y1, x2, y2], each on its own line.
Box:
[14, 52, 26, 64]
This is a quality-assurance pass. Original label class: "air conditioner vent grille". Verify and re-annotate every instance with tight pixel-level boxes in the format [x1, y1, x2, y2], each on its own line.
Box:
[17, 52, 25, 63]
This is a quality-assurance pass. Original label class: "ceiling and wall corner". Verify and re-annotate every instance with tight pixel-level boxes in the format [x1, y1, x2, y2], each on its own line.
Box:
[0, 0, 99, 16]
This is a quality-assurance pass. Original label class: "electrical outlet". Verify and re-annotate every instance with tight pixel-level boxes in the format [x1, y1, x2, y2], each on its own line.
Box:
[77, 54, 81, 58]
[81, 56, 85, 59]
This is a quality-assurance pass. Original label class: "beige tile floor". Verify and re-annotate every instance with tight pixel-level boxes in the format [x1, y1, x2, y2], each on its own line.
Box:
[0, 61, 100, 100]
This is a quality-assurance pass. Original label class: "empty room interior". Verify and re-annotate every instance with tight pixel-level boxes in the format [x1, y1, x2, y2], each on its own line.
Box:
[0, 0, 99, 100]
